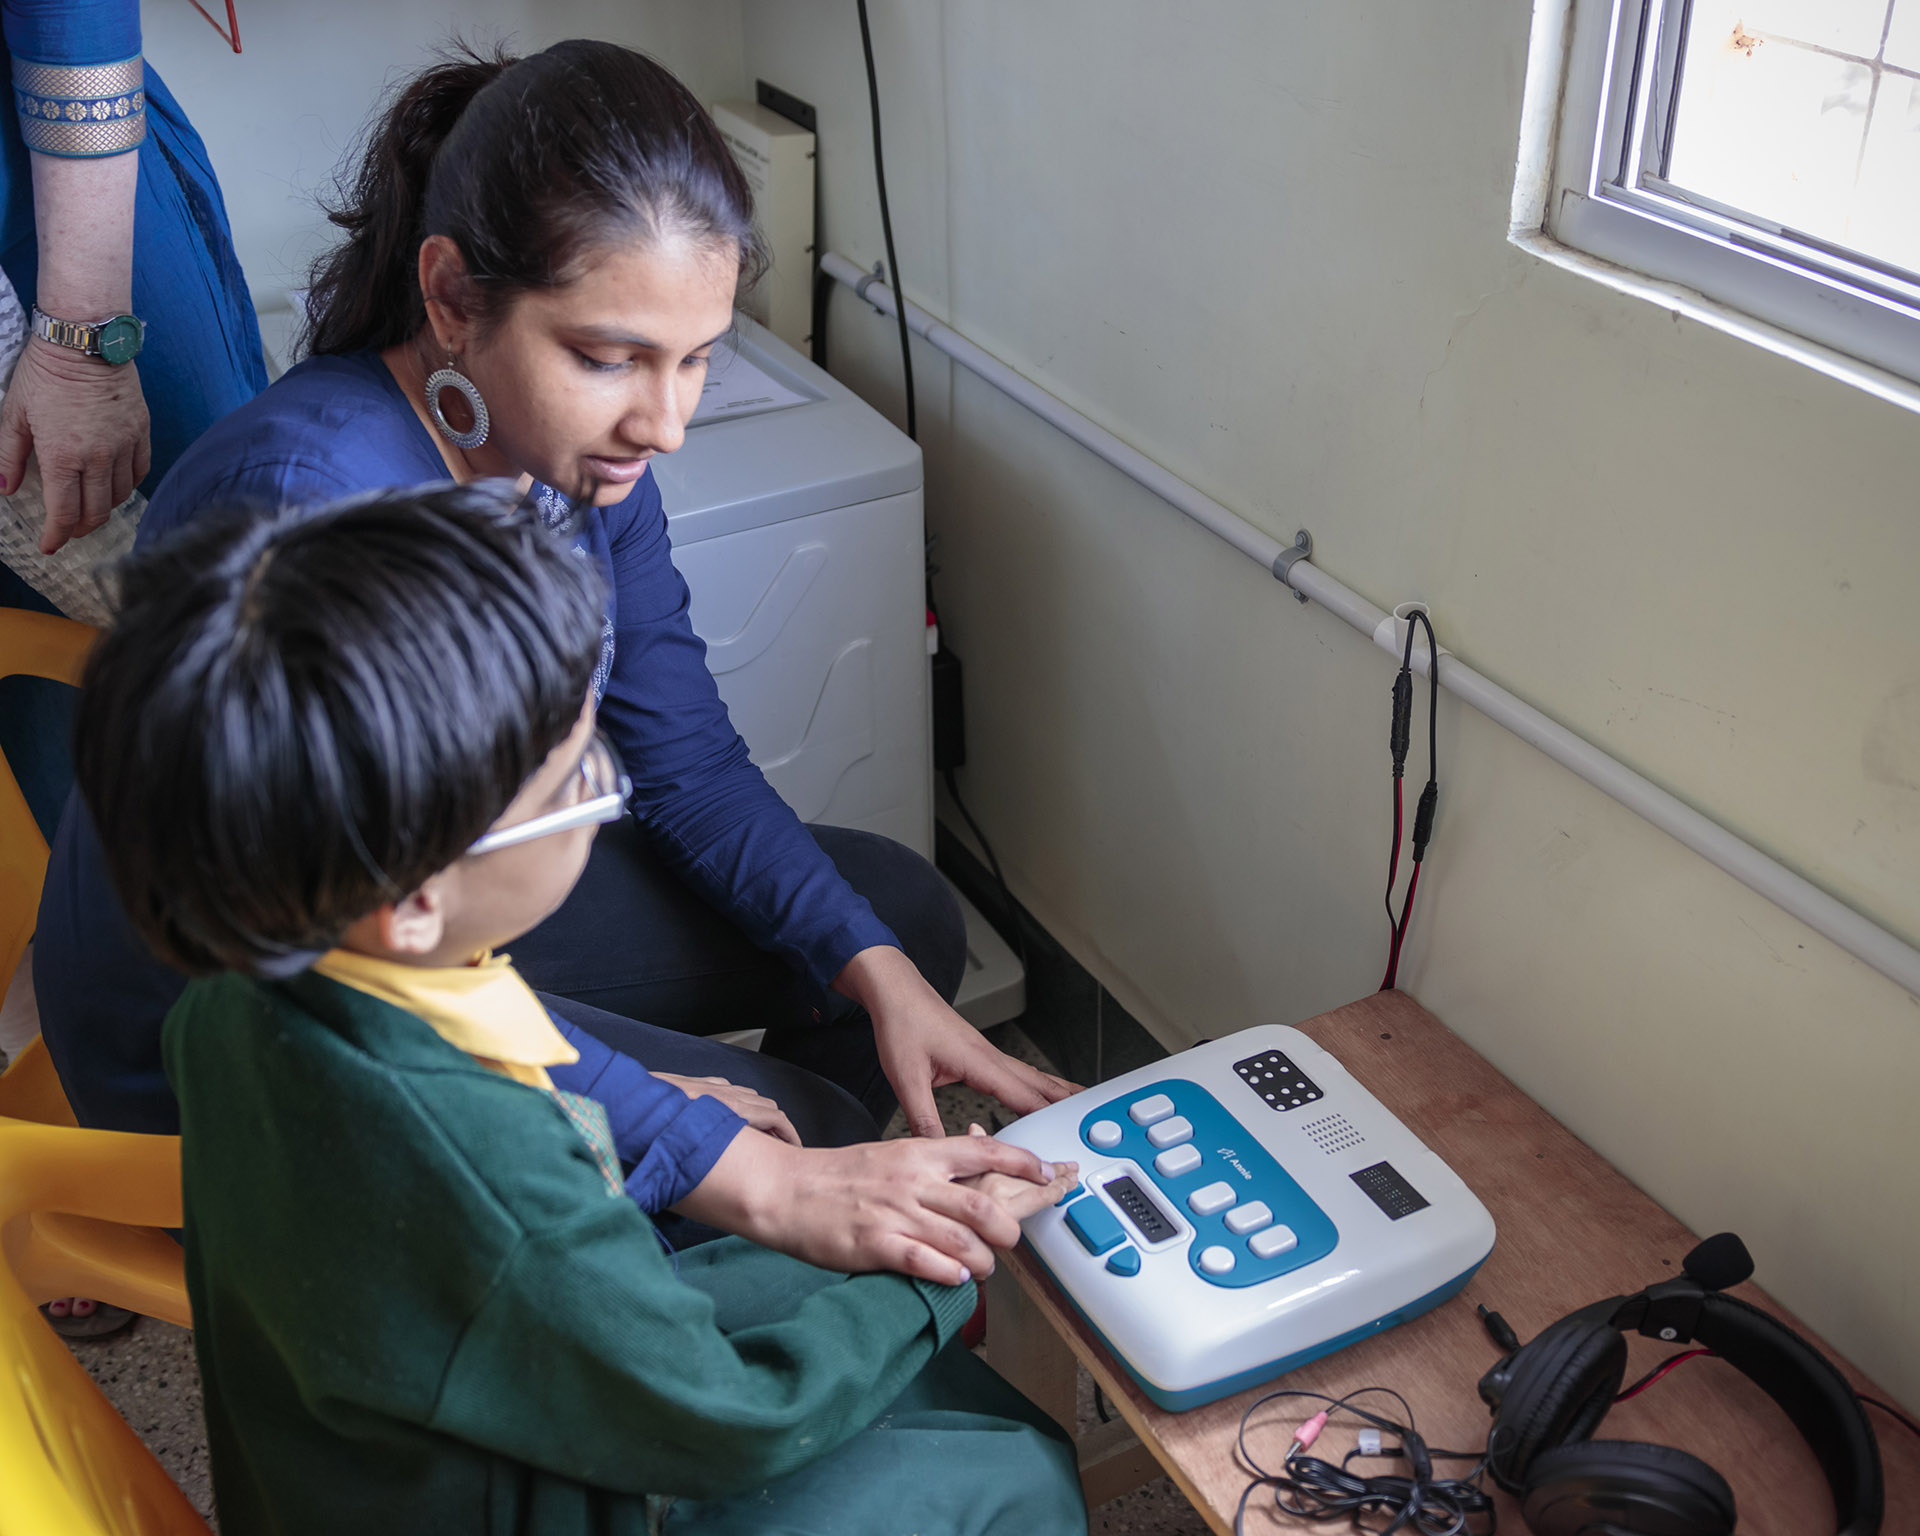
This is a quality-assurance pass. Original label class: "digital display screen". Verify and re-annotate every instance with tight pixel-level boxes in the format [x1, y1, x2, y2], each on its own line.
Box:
[1105, 1176, 1178, 1243]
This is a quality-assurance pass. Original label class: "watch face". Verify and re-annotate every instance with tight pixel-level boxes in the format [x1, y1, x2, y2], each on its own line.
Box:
[97, 315, 144, 366]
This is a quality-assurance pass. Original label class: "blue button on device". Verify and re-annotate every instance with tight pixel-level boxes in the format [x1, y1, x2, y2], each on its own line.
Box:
[1065, 1195, 1127, 1255]
[1077, 1080, 1339, 1289]
[1105, 1246, 1142, 1276]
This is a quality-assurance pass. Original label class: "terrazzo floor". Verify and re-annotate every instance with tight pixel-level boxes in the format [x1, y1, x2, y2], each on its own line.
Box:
[69, 1316, 213, 1521]
[68, 1021, 1211, 1534]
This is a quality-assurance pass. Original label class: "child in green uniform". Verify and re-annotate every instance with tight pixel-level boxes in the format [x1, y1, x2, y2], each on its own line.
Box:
[73, 484, 1088, 1536]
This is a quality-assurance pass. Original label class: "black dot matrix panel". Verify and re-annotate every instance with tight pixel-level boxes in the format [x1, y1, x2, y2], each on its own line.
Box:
[1233, 1049, 1325, 1112]
[1350, 1161, 1430, 1220]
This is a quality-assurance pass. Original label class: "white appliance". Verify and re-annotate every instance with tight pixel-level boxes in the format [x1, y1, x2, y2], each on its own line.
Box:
[998, 1026, 1497, 1410]
[655, 317, 1024, 1028]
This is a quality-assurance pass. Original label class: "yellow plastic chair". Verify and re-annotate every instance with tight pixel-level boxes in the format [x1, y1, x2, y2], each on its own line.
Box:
[0, 607, 204, 1532]
[1, 606, 93, 994]
[0, 1114, 204, 1535]
[0, 608, 89, 1131]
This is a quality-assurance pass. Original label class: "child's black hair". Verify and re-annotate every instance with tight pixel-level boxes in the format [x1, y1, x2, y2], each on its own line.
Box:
[74, 482, 608, 978]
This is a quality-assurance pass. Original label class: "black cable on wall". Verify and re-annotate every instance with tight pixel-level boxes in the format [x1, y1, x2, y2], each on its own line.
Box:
[855, 0, 916, 441]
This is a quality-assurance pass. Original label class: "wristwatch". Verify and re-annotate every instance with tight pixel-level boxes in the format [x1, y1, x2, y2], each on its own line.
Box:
[29, 306, 145, 366]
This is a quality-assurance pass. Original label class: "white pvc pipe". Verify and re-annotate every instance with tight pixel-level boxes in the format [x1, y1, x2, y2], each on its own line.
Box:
[822, 253, 1288, 572]
[825, 252, 1920, 1001]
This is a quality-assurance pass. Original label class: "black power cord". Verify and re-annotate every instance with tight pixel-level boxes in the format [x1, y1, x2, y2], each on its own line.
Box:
[943, 765, 1029, 973]
[850, 8, 1022, 980]
[854, 0, 915, 441]
[1234, 1386, 1494, 1536]
[1381, 609, 1439, 992]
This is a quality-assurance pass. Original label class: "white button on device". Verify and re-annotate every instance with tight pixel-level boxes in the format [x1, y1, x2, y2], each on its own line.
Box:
[1145, 1115, 1193, 1149]
[1224, 1201, 1273, 1235]
[1154, 1144, 1202, 1178]
[1087, 1119, 1123, 1150]
[1249, 1224, 1298, 1259]
[1129, 1094, 1176, 1127]
[1198, 1245, 1236, 1275]
[1187, 1181, 1236, 1216]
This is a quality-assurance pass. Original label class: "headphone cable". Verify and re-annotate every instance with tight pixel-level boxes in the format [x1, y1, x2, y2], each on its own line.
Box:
[1381, 609, 1439, 991]
[1860, 1393, 1920, 1444]
[1615, 1347, 1714, 1402]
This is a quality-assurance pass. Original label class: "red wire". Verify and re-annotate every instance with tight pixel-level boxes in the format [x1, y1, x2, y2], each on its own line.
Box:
[1615, 1348, 1713, 1402]
[1383, 864, 1421, 991]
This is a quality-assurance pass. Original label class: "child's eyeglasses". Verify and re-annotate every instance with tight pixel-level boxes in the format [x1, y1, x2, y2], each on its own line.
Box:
[468, 730, 631, 856]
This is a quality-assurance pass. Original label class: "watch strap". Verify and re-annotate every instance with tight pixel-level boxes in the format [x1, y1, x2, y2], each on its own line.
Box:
[30, 306, 143, 364]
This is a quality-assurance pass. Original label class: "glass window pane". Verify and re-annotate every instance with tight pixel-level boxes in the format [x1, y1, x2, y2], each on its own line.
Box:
[1737, 0, 1893, 58]
[1668, 1, 1873, 249]
[1885, 0, 1920, 70]
[1851, 73, 1920, 271]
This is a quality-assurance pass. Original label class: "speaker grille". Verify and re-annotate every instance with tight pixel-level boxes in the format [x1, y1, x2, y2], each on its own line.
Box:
[1300, 1111, 1365, 1156]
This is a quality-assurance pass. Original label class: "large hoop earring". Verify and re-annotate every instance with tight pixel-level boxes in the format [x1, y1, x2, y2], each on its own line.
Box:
[425, 363, 489, 450]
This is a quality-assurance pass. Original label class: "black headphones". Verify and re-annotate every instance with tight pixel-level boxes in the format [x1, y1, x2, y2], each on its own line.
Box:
[1476, 1233, 1883, 1536]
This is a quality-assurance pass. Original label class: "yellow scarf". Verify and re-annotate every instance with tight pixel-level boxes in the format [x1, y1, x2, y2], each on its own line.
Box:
[311, 949, 580, 1090]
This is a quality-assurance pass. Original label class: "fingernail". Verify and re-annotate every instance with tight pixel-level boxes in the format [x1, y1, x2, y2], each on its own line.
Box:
[1040, 1161, 1056, 1181]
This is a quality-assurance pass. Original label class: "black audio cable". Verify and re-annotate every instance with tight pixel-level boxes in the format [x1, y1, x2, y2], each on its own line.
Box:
[854, 0, 915, 441]
[1381, 609, 1439, 991]
[1233, 1386, 1494, 1536]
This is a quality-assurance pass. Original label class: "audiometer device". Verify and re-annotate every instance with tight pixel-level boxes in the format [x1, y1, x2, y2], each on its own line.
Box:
[997, 1025, 1496, 1411]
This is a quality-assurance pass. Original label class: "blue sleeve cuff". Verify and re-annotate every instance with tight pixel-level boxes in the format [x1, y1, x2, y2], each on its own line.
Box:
[623, 1092, 744, 1213]
[545, 1012, 746, 1213]
[806, 911, 904, 995]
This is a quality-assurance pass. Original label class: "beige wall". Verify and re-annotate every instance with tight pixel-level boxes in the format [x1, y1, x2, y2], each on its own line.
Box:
[143, 0, 747, 303]
[741, 1, 1920, 1402]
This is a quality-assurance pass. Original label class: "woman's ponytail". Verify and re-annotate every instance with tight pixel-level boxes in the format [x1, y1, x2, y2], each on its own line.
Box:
[302, 39, 762, 361]
[302, 45, 513, 357]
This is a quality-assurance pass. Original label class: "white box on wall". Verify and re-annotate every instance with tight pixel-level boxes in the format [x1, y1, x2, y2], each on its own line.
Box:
[711, 100, 816, 353]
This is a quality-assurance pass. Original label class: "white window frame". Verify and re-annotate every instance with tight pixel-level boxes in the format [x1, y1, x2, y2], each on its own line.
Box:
[1517, 0, 1920, 411]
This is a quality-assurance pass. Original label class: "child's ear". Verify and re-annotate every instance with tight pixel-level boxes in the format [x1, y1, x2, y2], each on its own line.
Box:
[376, 877, 448, 956]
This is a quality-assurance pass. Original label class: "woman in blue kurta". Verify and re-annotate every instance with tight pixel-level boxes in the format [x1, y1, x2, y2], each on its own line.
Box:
[0, 0, 267, 838]
[0, 0, 264, 1337]
[35, 41, 1071, 1177]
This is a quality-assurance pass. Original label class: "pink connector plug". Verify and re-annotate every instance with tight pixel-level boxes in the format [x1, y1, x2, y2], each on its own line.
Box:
[1287, 1410, 1330, 1459]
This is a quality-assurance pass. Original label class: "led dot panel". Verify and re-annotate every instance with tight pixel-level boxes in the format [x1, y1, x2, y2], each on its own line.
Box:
[1232, 1049, 1325, 1112]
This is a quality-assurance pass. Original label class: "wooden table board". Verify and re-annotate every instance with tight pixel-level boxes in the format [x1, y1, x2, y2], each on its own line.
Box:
[985, 990, 1919, 1534]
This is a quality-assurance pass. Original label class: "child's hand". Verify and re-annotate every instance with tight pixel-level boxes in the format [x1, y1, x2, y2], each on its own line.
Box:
[653, 1072, 800, 1146]
[956, 1123, 1078, 1223]
[673, 1127, 1075, 1287]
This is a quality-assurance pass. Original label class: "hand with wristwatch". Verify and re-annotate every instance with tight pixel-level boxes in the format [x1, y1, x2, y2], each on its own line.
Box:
[0, 298, 151, 554]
